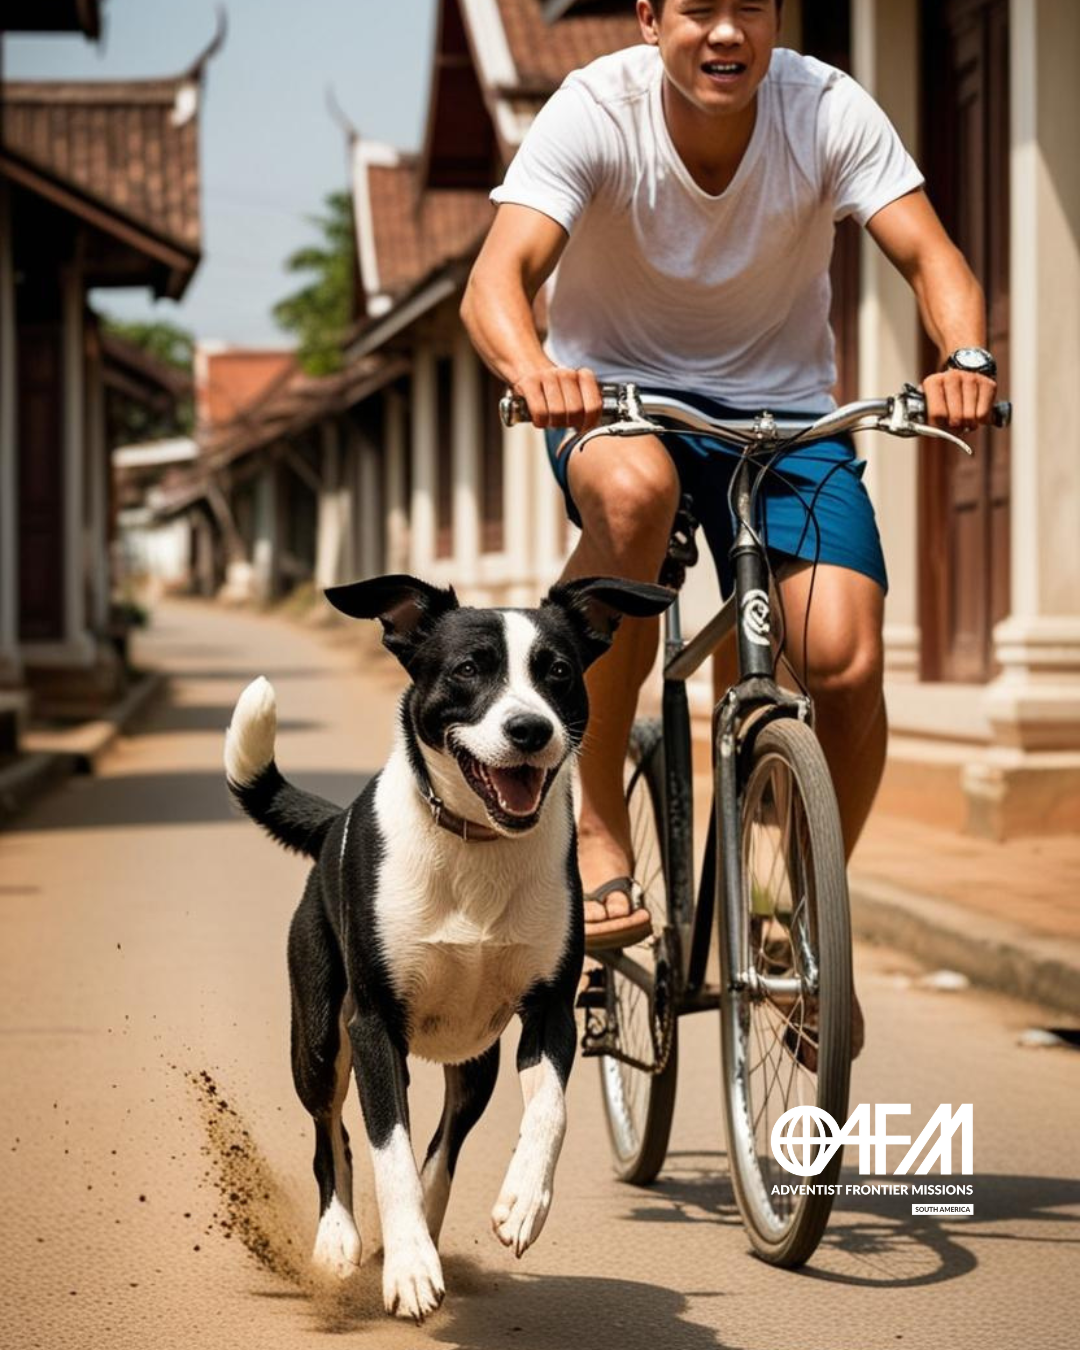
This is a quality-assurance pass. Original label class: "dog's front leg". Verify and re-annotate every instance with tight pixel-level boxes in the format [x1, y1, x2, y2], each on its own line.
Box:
[491, 985, 576, 1257]
[346, 1007, 444, 1321]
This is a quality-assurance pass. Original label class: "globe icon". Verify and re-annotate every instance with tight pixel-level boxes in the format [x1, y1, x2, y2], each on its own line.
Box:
[771, 1105, 841, 1176]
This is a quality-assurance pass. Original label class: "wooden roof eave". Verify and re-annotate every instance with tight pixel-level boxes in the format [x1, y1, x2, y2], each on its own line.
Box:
[0, 147, 201, 299]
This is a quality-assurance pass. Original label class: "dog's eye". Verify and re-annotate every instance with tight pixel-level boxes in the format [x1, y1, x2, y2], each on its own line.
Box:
[549, 659, 573, 682]
[454, 659, 479, 679]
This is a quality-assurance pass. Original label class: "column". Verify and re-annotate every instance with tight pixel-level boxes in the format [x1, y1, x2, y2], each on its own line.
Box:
[409, 344, 437, 576]
[384, 388, 409, 572]
[451, 329, 481, 592]
[86, 336, 110, 632]
[0, 181, 20, 683]
[60, 265, 92, 663]
[355, 424, 381, 579]
[252, 463, 278, 603]
[503, 423, 534, 606]
[852, 0, 921, 680]
[964, 0, 1080, 836]
[314, 418, 342, 590]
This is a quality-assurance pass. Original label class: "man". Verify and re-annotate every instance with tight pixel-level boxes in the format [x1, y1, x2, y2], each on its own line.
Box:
[460, 0, 997, 974]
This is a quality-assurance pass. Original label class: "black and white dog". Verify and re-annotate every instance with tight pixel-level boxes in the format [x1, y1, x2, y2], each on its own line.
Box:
[223, 574, 670, 1321]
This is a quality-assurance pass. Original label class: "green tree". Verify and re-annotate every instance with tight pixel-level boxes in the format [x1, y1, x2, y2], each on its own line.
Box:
[100, 315, 195, 440]
[272, 190, 355, 376]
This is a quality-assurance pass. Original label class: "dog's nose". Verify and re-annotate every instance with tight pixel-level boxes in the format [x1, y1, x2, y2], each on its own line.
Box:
[504, 713, 553, 754]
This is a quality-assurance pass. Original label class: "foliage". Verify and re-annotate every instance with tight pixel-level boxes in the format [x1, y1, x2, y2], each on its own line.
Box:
[101, 315, 196, 441]
[272, 190, 355, 376]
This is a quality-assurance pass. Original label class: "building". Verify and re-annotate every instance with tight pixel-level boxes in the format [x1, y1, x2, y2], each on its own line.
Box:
[0, 6, 218, 715]
[181, 0, 1080, 839]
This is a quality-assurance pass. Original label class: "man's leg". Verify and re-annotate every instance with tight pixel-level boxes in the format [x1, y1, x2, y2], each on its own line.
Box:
[774, 562, 886, 858]
[560, 434, 680, 918]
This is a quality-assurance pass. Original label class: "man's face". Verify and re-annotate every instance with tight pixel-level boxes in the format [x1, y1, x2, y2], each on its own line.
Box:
[637, 1, 780, 120]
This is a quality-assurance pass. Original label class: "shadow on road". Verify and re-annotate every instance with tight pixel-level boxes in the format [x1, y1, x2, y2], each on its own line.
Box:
[145, 667, 341, 683]
[127, 704, 322, 736]
[12, 771, 373, 831]
[619, 1153, 1080, 1291]
[270, 1263, 735, 1348]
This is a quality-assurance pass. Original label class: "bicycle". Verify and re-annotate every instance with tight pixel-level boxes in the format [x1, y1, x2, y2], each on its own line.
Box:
[501, 382, 1010, 1266]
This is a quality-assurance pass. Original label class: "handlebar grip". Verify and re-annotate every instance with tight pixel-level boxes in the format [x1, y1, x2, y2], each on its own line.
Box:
[992, 401, 1012, 429]
[499, 384, 626, 428]
[499, 392, 530, 427]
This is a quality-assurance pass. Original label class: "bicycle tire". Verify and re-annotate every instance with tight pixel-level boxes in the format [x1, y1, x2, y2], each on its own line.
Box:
[597, 717, 679, 1185]
[718, 717, 852, 1266]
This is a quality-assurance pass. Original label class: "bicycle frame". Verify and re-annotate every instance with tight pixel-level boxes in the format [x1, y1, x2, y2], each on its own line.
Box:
[617, 451, 813, 1014]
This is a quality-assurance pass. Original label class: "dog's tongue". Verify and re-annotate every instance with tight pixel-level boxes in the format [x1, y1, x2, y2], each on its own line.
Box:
[489, 765, 545, 816]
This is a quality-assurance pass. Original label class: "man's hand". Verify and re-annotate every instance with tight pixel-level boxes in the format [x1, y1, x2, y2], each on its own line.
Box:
[511, 364, 603, 431]
[922, 369, 997, 433]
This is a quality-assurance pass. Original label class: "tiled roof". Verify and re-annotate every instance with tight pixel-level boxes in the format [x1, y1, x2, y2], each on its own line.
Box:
[1, 77, 202, 256]
[196, 350, 297, 432]
[493, 0, 640, 92]
[366, 156, 493, 301]
[197, 353, 410, 470]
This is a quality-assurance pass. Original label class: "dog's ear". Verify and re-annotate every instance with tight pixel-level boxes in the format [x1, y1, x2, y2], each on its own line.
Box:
[325, 574, 459, 669]
[544, 576, 675, 669]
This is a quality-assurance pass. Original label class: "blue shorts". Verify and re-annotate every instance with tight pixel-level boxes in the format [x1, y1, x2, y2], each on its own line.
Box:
[545, 389, 888, 596]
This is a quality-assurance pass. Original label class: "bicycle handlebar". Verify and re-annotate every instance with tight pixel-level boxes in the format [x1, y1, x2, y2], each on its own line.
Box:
[498, 382, 1012, 457]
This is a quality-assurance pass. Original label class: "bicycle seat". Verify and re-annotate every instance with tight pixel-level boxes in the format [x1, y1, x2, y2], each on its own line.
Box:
[659, 494, 699, 591]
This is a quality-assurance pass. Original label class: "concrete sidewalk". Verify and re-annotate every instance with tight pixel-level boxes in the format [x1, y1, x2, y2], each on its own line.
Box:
[3, 594, 1078, 1019]
[849, 815, 1080, 1019]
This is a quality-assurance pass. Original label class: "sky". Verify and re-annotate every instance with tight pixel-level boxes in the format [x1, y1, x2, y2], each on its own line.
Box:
[5, 0, 439, 347]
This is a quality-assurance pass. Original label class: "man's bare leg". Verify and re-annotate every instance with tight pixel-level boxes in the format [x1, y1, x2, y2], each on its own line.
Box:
[709, 561, 884, 1057]
[560, 434, 680, 920]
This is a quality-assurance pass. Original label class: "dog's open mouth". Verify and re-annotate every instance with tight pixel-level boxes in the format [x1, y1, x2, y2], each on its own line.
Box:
[453, 749, 555, 829]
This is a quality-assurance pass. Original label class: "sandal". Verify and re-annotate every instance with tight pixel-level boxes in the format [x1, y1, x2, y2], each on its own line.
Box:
[583, 876, 652, 953]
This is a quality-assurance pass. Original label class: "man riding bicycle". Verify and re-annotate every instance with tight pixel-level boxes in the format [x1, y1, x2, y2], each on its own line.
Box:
[460, 0, 998, 1022]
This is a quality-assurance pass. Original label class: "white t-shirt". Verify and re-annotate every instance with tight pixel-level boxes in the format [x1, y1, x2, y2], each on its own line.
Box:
[491, 46, 923, 411]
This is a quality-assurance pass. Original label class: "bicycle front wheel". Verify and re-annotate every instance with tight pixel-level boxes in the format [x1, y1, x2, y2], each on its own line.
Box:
[597, 718, 679, 1185]
[718, 717, 852, 1267]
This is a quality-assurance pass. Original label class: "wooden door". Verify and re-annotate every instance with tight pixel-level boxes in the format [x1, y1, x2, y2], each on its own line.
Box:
[18, 324, 65, 642]
[919, 0, 1011, 682]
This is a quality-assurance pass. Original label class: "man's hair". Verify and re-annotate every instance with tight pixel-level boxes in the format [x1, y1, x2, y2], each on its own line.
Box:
[645, 0, 784, 14]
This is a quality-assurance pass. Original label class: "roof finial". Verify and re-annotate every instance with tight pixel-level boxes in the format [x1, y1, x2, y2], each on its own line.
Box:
[326, 84, 360, 147]
[183, 4, 228, 82]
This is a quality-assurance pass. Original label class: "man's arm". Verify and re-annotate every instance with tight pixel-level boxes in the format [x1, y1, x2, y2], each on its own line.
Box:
[460, 204, 601, 430]
[867, 189, 997, 431]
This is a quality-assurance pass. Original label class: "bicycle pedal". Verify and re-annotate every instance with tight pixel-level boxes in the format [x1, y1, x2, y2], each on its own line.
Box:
[576, 987, 607, 1010]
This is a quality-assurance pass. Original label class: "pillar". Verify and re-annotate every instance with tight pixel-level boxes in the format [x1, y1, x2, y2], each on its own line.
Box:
[964, 0, 1080, 835]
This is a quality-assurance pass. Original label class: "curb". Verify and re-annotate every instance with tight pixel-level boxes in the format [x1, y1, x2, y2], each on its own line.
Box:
[850, 872, 1080, 1020]
[0, 671, 167, 826]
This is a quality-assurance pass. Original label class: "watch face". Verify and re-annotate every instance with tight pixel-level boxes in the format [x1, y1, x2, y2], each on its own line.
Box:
[951, 348, 994, 373]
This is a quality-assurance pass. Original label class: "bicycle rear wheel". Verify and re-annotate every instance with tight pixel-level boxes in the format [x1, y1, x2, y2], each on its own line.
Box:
[718, 717, 852, 1266]
[597, 718, 679, 1185]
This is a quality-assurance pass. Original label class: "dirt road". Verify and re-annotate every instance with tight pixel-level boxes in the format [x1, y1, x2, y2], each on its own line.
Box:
[1, 599, 1077, 1349]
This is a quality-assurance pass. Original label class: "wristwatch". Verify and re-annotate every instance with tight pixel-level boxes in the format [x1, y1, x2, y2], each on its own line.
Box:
[945, 347, 997, 378]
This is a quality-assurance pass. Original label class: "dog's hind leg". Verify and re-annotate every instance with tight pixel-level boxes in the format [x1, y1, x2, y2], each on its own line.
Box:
[420, 1042, 500, 1244]
[288, 879, 361, 1279]
[347, 1006, 444, 1321]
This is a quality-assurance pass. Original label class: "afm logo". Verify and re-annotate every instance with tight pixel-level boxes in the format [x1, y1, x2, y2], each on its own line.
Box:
[771, 1103, 974, 1177]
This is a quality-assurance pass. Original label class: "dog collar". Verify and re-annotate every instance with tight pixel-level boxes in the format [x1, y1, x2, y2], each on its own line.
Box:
[422, 789, 502, 843]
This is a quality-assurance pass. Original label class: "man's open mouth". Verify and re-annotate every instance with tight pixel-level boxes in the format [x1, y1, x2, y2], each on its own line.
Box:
[702, 61, 747, 78]
[452, 747, 555, 829]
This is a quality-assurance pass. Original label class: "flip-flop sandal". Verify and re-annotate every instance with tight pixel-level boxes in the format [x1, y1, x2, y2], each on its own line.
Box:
[583, 875, 652, 953]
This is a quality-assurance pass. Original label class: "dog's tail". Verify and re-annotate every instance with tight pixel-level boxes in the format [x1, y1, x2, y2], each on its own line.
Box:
[224, 677, 340, 859]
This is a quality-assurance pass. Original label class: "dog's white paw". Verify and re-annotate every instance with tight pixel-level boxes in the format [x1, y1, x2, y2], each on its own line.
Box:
[311, 1198, 361, 1279]
[491, 1160, 553, 1258]
[382, 1235, 445, 1322]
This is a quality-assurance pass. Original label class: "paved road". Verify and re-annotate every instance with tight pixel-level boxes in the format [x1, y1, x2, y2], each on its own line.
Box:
[2, 598, 1077, 1350]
